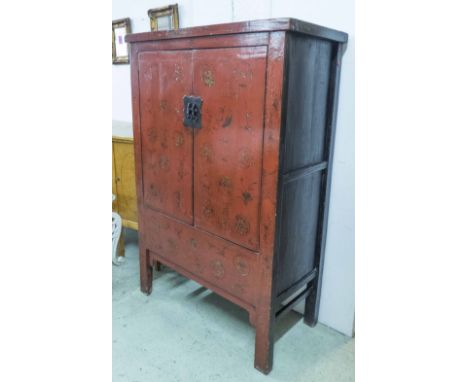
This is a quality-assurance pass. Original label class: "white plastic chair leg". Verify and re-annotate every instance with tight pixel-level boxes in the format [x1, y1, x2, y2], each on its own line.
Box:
[112, 212, 124, 265]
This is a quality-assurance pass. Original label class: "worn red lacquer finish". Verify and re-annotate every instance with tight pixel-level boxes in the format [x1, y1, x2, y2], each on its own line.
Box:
[138, 51, 194, 224]
[193, 46, 267, 250]
[144, 207, 259, 308]
[127, 18, 347, 374]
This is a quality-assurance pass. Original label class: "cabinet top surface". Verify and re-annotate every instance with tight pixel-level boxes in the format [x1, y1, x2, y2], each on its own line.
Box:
[125, 18, 348, 44]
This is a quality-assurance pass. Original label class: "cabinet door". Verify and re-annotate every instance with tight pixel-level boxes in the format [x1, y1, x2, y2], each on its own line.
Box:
[138, 51, 194, 224]
[193, 46, 267, 250]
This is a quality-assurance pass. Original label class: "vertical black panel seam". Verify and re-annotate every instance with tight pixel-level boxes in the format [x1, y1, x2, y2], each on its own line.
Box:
[313, 44, 337, 268]
[310, 42, 337, 288]
[312, 42, 334, 272]
[312, 42, 344, 320]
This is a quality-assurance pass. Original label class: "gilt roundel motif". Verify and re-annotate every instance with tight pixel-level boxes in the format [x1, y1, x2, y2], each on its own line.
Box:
[234, 256, 249, 277]
[211, 260, 225, 279]
[234, 215, 250, 236]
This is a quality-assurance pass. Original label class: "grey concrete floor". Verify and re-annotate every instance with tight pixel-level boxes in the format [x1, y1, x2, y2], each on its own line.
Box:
[113, 229, 354, 382]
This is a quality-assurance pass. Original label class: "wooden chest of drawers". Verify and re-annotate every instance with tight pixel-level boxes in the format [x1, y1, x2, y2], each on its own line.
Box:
[126, 18, 347, 374]
[112, 135, 138, 230]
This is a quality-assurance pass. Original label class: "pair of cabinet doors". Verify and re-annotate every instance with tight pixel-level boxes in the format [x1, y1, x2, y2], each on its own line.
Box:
[138, 46, 268, 251]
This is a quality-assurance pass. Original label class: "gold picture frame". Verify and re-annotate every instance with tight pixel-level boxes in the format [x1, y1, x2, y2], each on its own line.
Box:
[148, 4, 179, 32]
[112, 18, 131, 64]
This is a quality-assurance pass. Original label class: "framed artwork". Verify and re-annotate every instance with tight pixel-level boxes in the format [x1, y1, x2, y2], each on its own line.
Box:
[148, 4, 179, 31]
[112, 18, 131, 64]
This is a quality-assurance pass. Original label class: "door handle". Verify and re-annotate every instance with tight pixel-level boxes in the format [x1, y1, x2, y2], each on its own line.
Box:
[183, 95, 203, 129]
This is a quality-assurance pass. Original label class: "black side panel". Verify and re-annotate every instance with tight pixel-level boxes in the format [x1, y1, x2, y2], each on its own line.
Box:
[275, 33, 335, 299]
[276, 173, 322, 295]
[283, 35, 332, 173]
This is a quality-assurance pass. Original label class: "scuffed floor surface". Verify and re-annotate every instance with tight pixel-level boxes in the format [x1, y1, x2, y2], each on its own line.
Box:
[113, 230, 354, 382]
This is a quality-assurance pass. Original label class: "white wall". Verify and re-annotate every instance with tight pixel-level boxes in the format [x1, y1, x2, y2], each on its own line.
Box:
[112, 0, 355, 336]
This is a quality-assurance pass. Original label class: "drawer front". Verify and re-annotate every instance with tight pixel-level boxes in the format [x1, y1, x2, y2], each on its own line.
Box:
[142, 209, 259, 306]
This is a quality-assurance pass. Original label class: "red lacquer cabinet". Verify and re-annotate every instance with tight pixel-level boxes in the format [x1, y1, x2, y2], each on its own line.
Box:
[126, 18, 347, 374]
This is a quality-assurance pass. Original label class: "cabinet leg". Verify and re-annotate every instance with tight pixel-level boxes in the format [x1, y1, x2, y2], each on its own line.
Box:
[304, 281, 319, 327]
[156, 261, 162, 272]
[254, 310, 274, 374]
[140, 248, 153, 295]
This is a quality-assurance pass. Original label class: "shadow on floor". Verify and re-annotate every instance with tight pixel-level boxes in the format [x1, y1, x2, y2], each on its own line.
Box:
[157, 266, 304, 344]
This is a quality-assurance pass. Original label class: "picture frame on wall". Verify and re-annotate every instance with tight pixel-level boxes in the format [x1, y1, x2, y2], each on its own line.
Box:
[148, 4, 179, 31]
[112, 18, 131, 64]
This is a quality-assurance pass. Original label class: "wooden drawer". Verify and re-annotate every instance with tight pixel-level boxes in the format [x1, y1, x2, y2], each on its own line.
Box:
[142, 209, 259, 307]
